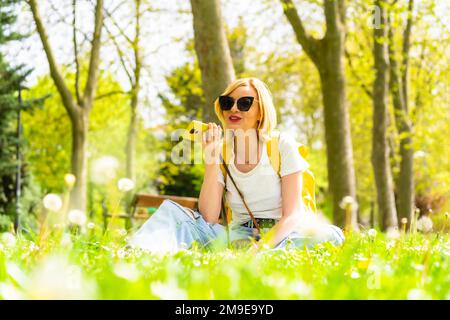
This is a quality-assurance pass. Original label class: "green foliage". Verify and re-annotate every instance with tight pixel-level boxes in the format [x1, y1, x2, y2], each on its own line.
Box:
[0, 0, 23, 43]
[21, 68, 160, 221]
[22, 72, 129, 193]
[0, 228, 448, 299]
[0, 0, 39, 228]
[156, 22, 251, 197]
[156, 61, 204, 197]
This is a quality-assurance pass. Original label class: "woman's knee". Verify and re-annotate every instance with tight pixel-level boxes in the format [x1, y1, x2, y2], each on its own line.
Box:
[153, 199, 196, 223]
[327, 225, 345, 245]
[279, 224, 345, 248]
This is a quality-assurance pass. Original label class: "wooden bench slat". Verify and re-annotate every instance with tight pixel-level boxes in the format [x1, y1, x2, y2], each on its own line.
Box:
[132, 194, 198, 210]
[103, 193, 200, 230]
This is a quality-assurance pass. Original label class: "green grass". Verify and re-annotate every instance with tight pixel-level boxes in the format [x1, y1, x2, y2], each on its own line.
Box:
[0, 227, 449, 299]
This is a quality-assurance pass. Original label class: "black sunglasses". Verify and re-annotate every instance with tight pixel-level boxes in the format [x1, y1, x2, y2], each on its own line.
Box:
[218, 95, 257, 111]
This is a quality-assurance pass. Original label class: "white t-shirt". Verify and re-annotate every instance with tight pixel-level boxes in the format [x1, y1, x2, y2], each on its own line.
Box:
[218, 132, 310, 226]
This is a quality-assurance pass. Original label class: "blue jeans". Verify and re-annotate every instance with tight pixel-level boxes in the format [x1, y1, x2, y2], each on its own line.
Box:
[128, 199, 344, 253]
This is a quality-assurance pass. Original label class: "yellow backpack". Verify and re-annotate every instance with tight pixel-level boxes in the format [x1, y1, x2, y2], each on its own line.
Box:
[219, 131, 317, 225]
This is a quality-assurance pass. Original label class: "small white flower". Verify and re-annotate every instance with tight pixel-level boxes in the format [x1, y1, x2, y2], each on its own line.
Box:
[64, 174, 76, 188]
[367, 229, 377, 238]
[412, 264, 425, 271]
[289, 280, 312, 297]
[115, 229, 127, 237]
[386, 240, 396, 250]
[87, 222, 96, 230]
[59, 233, 73, 249]
[113, 263, 140, 281]
[117, 178, 135, 192]
[193, 260, 201, 267]
[150, 280, 187, 300]
[407, 288, 431, 300]
[27, 255, 97, 299]
[386, 227, 400, 240]
[416, 216, 433, 233]
[0, 283, 24, 300]
[68, 209, 87, 226]
[43, 194, 62, 212]
[1, 232, 17, 248]
[350, 271, 361, 279]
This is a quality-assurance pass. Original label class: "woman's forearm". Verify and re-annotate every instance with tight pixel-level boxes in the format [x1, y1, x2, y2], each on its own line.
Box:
[198, 163, 224, 223]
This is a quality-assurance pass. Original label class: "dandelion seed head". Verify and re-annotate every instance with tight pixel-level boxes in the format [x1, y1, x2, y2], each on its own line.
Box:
[367, 229, 377, 238]
[417, 216, 433, 233]
[68, 209, 87, 226]
[339, 196, 357, 210]
[118, 178, 135, 192]
[43, 194, 62, 212]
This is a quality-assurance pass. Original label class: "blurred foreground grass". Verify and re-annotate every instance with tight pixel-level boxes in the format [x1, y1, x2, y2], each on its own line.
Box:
[0, 228, 448, 300]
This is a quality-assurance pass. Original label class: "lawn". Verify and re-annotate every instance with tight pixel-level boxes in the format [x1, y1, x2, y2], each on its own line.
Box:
[0, 227, 448, 300]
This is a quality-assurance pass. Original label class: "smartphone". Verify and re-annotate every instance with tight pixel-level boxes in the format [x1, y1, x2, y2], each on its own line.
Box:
[182, 120, 209, 142]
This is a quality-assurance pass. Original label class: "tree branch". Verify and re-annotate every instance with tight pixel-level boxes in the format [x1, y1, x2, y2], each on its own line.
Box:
[104, 23, 134, 85]
[28, 0, 78, 121]
[94, 90, 129, 101]
[132, 0, 142, 90]
[82, 0, 104, 109]
[280, 0, 322, 66]
[103, 3, 134, 45]
[337, 0, 346, 28]
[72, 0, 81, 105]
[345, 48, 373, 98]
[401, 0, 414, 112]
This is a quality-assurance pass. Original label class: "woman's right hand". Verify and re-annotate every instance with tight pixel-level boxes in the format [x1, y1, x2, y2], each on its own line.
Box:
[202, 122, 223, 165]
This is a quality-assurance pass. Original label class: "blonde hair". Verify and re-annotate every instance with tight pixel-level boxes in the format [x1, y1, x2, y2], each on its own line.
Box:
[214, 77, 277, 141]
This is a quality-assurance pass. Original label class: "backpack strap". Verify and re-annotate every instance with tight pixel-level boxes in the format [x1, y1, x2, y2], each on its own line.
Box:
[266, 131, 281, 177]
[219, 139, 233, 224]
[266, 131, 317, 213]
[219, 139, 231, 181]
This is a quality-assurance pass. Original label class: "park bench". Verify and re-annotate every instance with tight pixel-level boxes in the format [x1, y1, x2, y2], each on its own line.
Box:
[102, 193, 199, 230]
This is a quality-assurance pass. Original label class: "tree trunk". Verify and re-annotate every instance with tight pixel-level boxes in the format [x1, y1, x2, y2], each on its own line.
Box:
[392, 0, 415, 226]
[125, 0, 142, 182]
[189, 0, 235, 123]
[70, 112, 89, 211]
[372, 0, 398, 230]
[281, 0, 358, 229]
[29, 0, 104, 213]
[318, 64, 357, 229]
[126, 95, 138, 182]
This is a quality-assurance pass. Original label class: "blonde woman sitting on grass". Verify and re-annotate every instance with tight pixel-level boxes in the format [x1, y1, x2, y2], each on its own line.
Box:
[129, 77, 344, 253]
